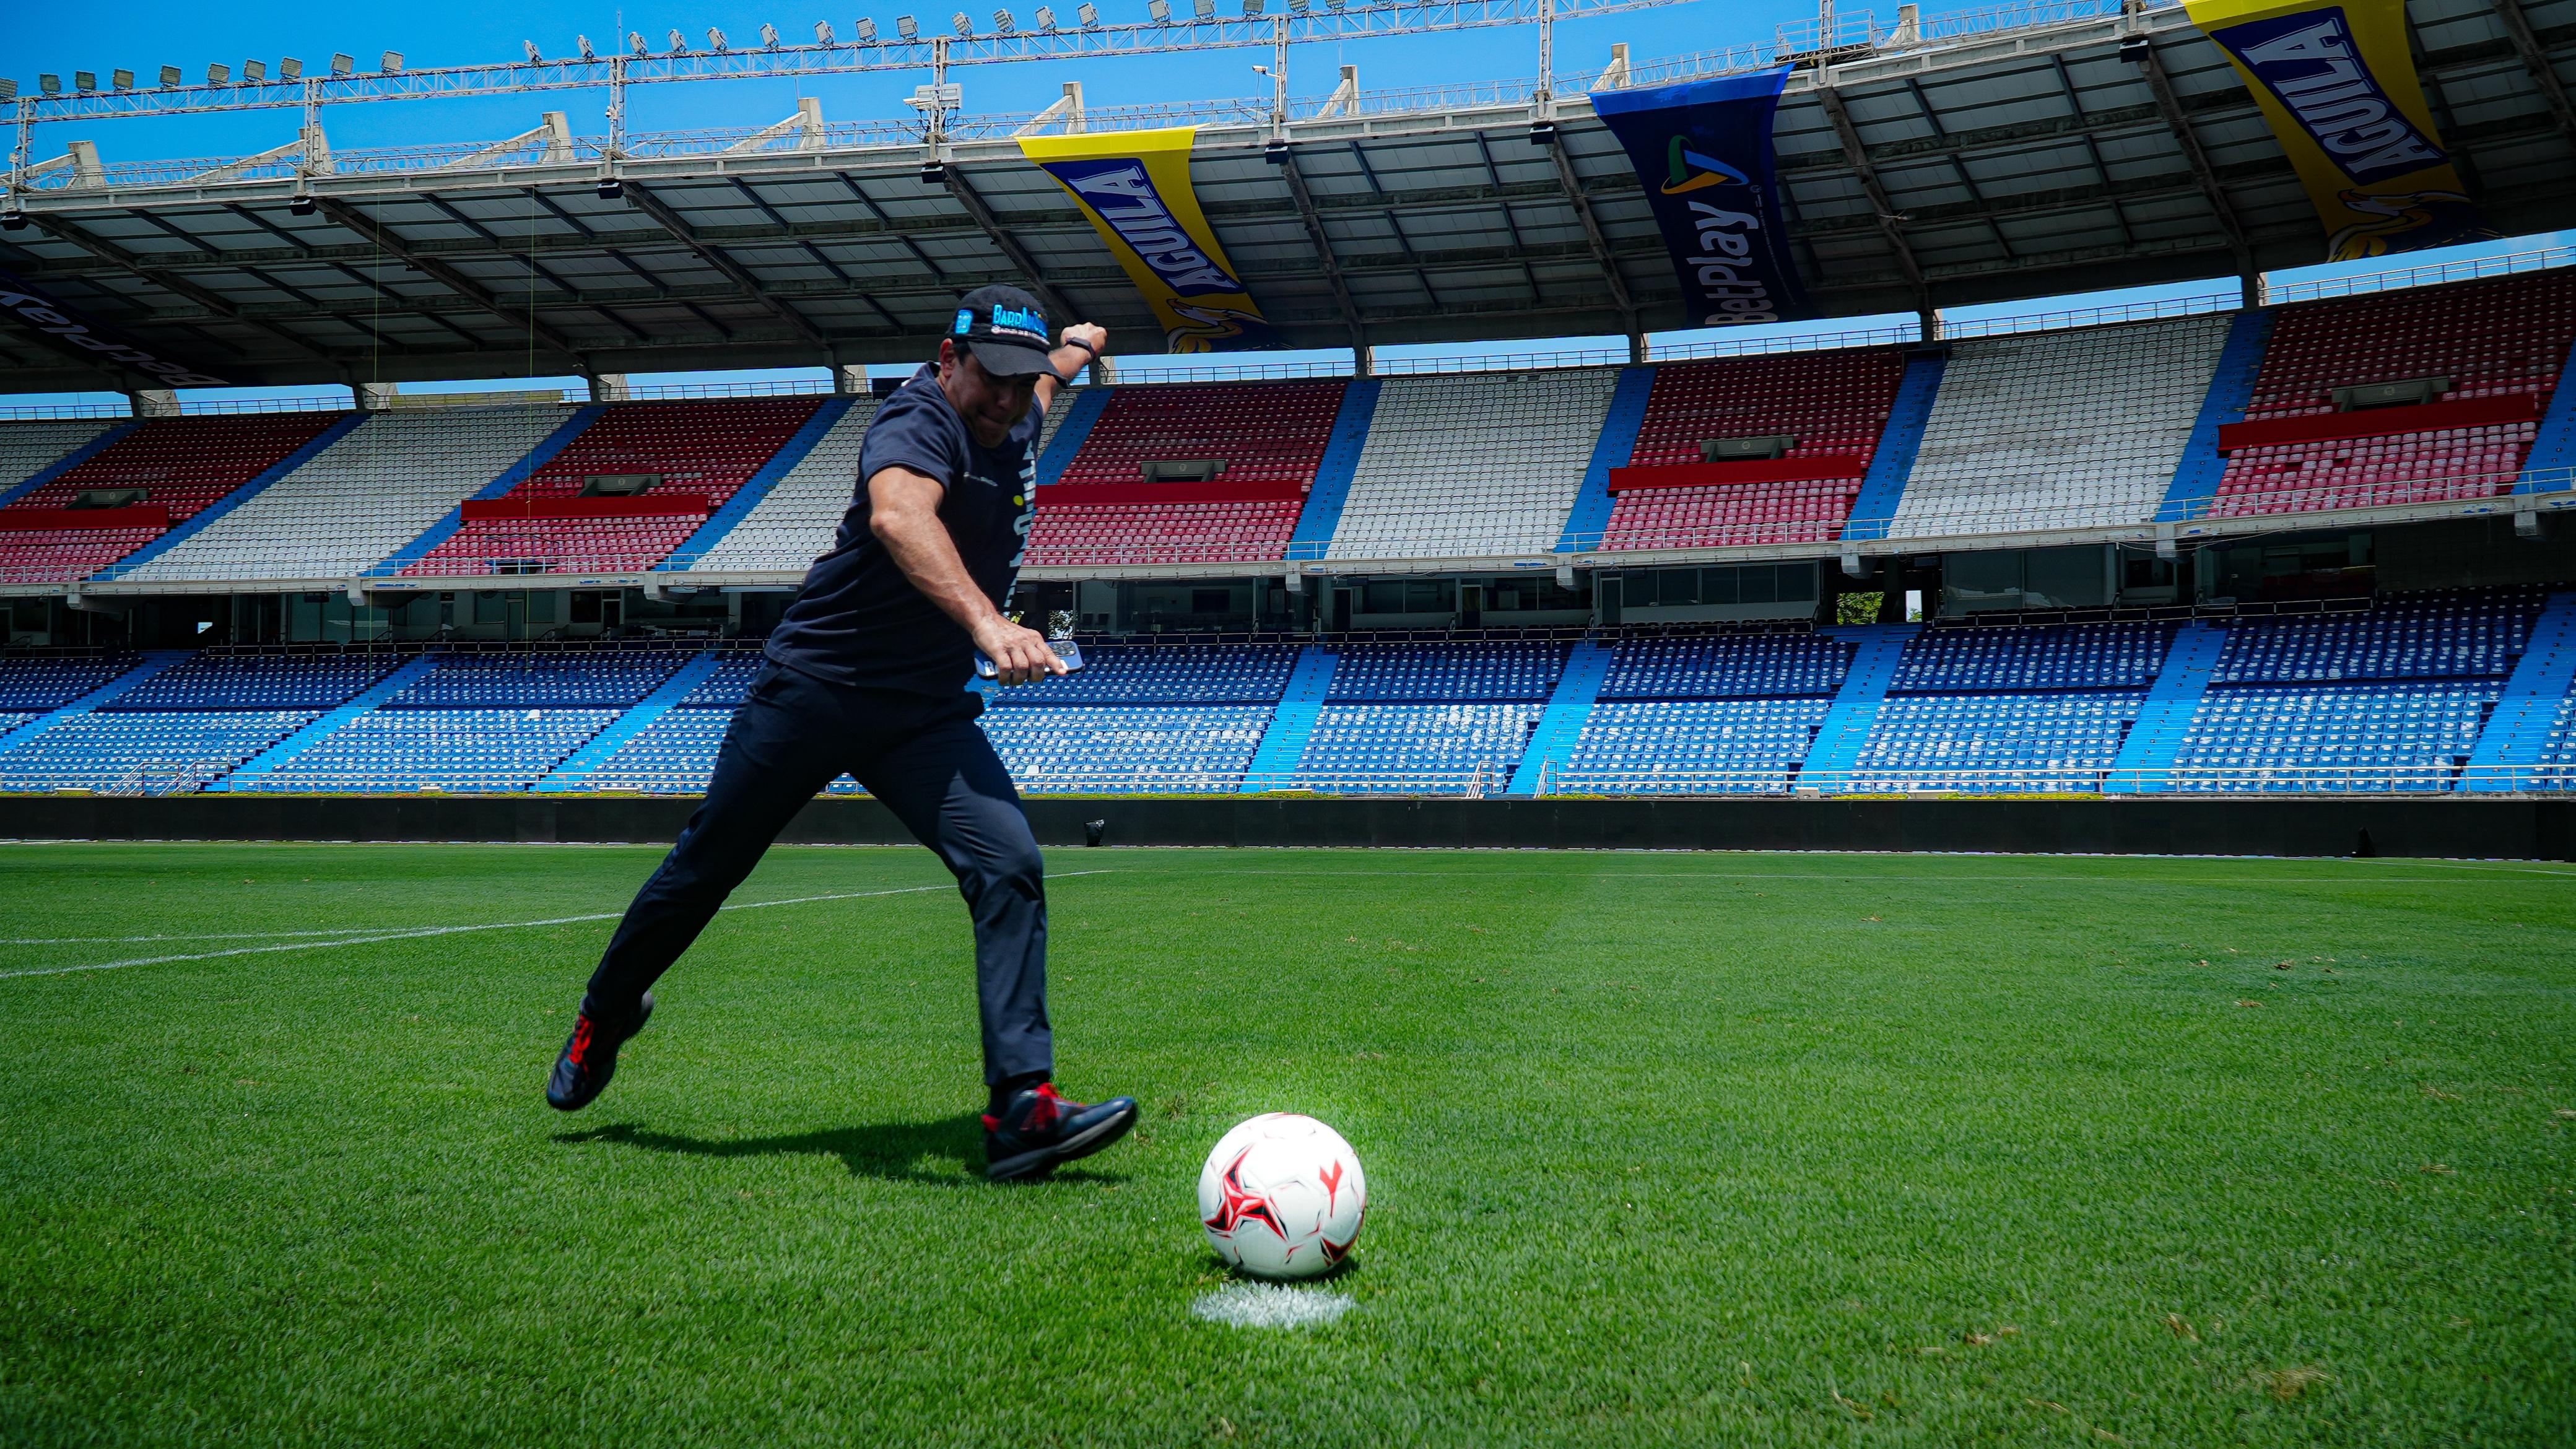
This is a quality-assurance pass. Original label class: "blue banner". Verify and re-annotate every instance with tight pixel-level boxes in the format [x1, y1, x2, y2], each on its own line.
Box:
[1590, 69, 1812, 328]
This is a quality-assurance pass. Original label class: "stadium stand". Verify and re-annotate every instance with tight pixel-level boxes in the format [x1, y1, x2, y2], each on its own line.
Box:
[0, 412, 348, 583]
[126, 406, 577, 581]
[0, 587, 2572, 796]
[243, 708, 621, 793]
[1291, 642, 1567, 791]
[0, 653, 141, 710]
[1557, 634, 1854, 793]
[1895, 316, 2235, 536]
[110, 653, 399, 710]
[1025, 381, 1346, 565]
[2170, 590, 2546, 790]
[0, 708, 319, 793]
[1600, 350, 1908, 549]
[0, 420, 123, 498]
[1329, 372, 1618, 558]
[398, 399, 822, 577]
[2211, 270, 2576, 517]
[675, 401, 880, 572]
[980, 643, 1299, 791]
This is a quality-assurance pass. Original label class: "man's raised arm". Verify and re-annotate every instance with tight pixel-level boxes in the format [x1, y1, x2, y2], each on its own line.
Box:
[867, 466, 1064, 686]
[1035, 323, 1109, 412]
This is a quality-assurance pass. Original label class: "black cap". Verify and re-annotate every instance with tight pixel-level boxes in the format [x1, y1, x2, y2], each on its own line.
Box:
[949, 284, 1057, 377]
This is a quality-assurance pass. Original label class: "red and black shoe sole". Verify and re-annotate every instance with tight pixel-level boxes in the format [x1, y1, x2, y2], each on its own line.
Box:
[985, 1098, 1139, 1182]
[544, 992, 653, 1113]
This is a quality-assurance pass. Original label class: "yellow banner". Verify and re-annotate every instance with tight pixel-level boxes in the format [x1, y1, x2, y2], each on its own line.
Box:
[2186, 0, 2496, 259]
[1016, 126, 1284, 352]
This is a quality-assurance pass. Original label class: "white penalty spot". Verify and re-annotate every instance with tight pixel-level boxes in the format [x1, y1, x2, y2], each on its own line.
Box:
[1191, 1281, 1356, 1330]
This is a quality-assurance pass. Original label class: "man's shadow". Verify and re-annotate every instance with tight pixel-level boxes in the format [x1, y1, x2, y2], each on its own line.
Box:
[555, 1114, 1120, 1186]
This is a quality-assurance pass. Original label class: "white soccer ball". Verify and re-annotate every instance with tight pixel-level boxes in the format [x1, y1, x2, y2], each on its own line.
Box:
[1197, 1113, 1367, 1281]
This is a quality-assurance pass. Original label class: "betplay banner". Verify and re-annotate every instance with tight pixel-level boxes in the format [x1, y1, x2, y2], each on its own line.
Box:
[0, 267, 231, 387]
[2187, 0, 2496, 259]
[1017, 127, 1285, 352]
[1590, 69, 1813, 328]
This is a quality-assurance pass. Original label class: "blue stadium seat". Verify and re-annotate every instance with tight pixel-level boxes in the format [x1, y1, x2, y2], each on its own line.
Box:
[0, 709, 318, 792]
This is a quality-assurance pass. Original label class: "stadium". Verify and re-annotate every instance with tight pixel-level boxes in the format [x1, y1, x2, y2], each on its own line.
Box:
[4, 0, 2574, 1443]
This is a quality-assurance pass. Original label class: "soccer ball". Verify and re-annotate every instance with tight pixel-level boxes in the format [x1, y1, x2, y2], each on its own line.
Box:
[1197, 1113, 1366, 1281]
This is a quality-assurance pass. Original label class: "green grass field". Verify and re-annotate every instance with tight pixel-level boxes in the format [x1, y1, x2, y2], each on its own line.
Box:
[3, 843, 2573, 1447]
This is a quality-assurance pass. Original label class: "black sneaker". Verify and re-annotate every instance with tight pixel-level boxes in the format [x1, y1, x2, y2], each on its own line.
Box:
[545, 993, 653, 1112]
[983, 1083, 1138, 1181]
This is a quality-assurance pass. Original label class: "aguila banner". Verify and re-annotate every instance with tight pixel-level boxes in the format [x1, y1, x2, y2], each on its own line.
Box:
[2187, 0, 2496, 259]
[1017, 126, 1284, 352]
[1589, 68, 1813, 328]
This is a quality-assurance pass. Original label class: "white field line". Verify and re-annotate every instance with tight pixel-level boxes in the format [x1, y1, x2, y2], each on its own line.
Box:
[1175, 868, 2558, 883]
[0, 871, 1110, 981]
[3, 926, 431, 944]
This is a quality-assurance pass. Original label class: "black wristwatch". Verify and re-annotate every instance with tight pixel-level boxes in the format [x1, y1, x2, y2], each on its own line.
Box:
[1058, 335, 1098, 382]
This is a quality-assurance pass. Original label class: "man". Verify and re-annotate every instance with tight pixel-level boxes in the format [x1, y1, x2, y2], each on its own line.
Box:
[546, 284, 1138, 1184]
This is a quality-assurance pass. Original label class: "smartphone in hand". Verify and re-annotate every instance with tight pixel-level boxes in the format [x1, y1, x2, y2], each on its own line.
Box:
[975, 637, 1084, 680]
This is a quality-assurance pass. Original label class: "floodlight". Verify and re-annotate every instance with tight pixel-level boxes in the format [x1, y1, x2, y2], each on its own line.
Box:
[707, 27, 729, 50]
[381, 51, 403, 72]
[920, 157, 947, 183]
[952, 12, 973, 35]
[1147, 0, 1170, 20]
[598, 177, 624, 199]
[1079, 3, 1099, 24]
[0, 80, 14, 102]
[1264, 136, 1290, 164]
[112, 68, 135, 89]
[280, 57, 302, 79]
[1035, 5, 1056, 27]
[577, 35, 596, 59]
[204, 64, 227, 85]
[328, 54, 353, 76]
[1193, 0, 1214, 19]
[629, 32, 650, 55]
[524, 40, 543, 63]
[1326, 0, 1344, 9]
[2118, 33, 2151, 64]
[0, 213, 25, 231]
[161, 64, 183, 84]
[1244, 0, 1263, 14]
[668, 29, 688, 52]
[897, 14, 919, 37]
[290, 194, 316, 215]
[760, 22, 781, 46]
[76, 71, 98, 92]
[39, 74, 62, 94]
[994, 9, 1015, 33]
[816, 20, 836, 41]
[858, 17, 879, 40]
[243, 59, 266, 81]
[1289, 0, 1307, 10]
[1528, 117, 1557, 146]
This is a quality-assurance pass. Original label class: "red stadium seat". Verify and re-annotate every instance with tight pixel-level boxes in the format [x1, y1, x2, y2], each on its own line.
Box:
[400, 398, 823, 577]
[0, 412, 345, 584]
[1029, 381, 1345, 565]
[1601, 351, 1907, 550]
[2213, 269, 2576, 518]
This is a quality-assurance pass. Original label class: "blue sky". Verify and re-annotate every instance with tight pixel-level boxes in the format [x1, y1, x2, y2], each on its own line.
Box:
[5, 0, 2570, 406]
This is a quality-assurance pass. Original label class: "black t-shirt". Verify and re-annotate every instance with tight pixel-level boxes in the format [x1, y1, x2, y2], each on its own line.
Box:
[765, 365, 1043, 696]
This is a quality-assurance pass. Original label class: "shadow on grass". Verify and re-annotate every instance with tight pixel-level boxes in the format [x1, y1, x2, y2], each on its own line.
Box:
[555, 1115, 1122, 1187]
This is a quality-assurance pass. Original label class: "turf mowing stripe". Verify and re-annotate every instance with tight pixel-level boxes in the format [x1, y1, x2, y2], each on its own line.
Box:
[0, 870, 1111, 980]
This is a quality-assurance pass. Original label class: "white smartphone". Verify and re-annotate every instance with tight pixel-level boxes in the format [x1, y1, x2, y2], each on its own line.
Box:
[976, 637, 1084, 679]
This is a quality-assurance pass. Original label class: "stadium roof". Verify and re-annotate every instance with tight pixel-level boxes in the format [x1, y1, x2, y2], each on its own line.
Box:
[4, 0, 2575, 393]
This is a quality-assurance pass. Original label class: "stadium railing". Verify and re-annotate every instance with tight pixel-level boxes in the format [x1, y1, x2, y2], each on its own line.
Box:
[34, 762, 2571, 798]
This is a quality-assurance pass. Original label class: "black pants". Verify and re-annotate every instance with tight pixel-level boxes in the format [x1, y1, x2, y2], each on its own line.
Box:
[583, 660, 1050, 1086]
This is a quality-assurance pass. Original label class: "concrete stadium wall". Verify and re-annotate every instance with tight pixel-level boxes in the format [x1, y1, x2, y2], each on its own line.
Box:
[2, 795, 2569, 860]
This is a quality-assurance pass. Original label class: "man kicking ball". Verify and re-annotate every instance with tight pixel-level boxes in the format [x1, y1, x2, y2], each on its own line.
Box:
[546, 284, 1138, 1183]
